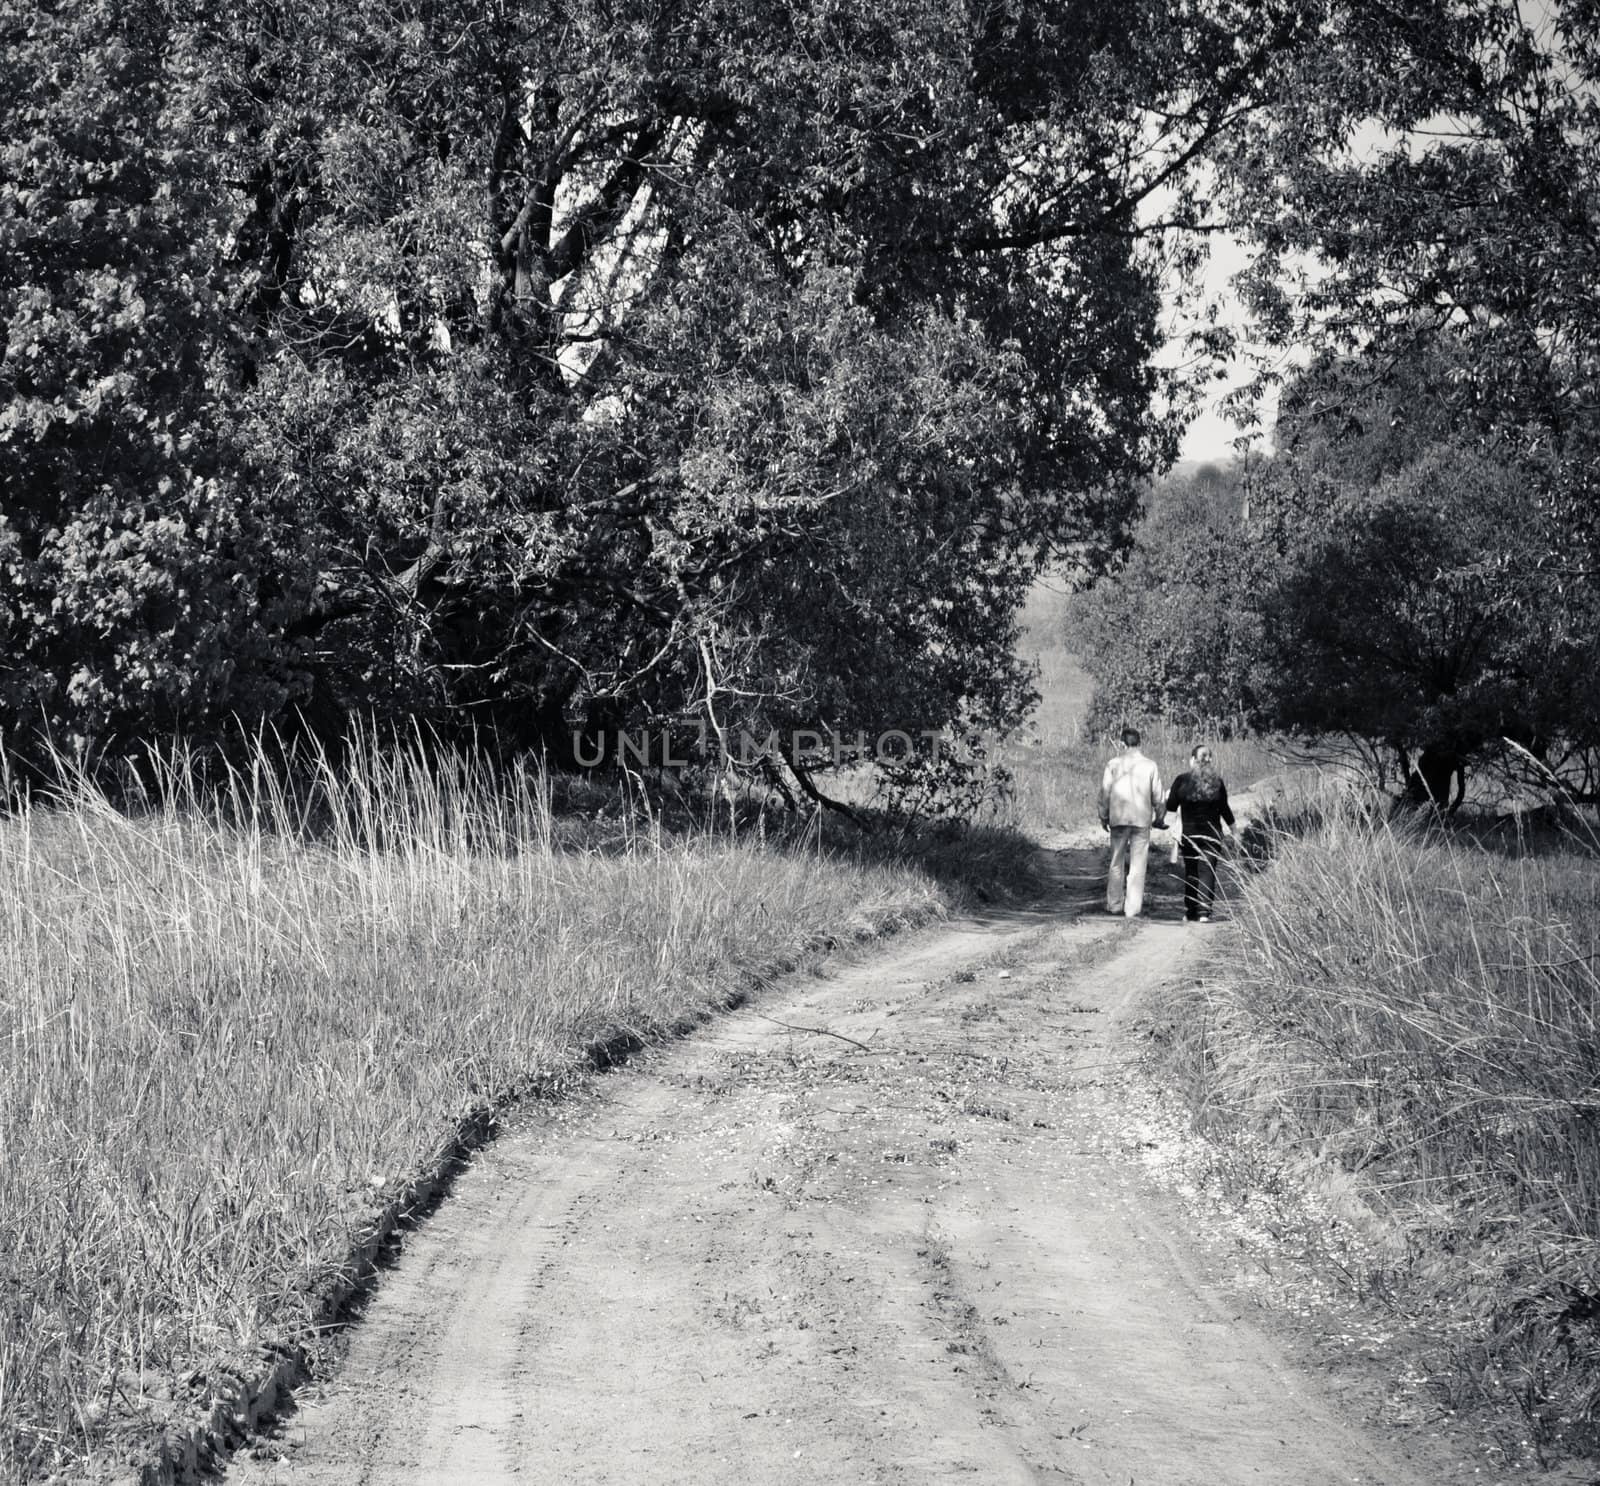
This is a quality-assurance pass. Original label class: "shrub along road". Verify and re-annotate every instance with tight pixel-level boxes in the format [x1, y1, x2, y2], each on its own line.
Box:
[223, 839, 1479, 1486]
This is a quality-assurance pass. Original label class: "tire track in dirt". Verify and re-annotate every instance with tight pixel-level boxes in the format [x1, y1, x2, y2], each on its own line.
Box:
[223, 846, 1468, 1485]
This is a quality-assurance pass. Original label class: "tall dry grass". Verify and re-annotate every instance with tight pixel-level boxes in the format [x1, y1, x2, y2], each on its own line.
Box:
[0, 739, 945, 1482]
[1154, 800, 1600, 1457]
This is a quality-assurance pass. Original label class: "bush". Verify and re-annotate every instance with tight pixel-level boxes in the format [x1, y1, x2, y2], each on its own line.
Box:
[1157, 805, 1600, 1459]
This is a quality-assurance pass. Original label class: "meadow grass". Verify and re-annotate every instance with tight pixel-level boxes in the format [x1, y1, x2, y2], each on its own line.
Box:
[0, 739, 953, 1483]
[1149, 800, 1600, 1458]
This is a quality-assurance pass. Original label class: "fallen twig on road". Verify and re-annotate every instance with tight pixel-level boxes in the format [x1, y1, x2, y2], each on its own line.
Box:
[752, 1014, 880, 1053]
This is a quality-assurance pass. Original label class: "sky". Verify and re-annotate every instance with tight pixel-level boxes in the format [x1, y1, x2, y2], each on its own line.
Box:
[1179, 378, 1264, 465]
[1165, 227, 1276, 467]
[1171, 0, 1561, 466]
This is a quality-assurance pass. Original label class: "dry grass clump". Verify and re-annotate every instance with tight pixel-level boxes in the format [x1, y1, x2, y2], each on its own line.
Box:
[0, 740, 946, 1483]
[1154, 802, 1600, 1460]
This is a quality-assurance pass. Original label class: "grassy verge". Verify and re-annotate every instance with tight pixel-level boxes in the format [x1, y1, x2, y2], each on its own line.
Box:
[0, 741, 991, 1484]
[1147, 802, 1600, 1465]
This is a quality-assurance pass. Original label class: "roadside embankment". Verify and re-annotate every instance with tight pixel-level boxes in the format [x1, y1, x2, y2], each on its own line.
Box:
[1144, 800, 1600, 1470]
[0, 746, 1021, 1486]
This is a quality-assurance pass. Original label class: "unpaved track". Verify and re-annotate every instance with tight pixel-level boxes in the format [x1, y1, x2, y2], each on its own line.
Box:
[227, 844, 1449, 1486]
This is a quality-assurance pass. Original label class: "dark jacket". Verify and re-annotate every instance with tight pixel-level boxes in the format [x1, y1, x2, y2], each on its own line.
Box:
[1166, 771, 1234, 845]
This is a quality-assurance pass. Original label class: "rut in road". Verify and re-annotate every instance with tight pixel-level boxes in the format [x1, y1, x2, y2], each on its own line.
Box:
[226, 845, 1445, 1486]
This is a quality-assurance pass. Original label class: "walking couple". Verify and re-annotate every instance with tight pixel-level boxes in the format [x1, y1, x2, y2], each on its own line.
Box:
[1097, 727, 1235, 922]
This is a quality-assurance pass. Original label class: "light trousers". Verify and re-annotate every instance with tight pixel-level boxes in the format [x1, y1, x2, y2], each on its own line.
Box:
[1106, 825, 1152, 917]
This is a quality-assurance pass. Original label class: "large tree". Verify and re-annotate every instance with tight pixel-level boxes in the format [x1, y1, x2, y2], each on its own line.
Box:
[3, 0, 1322, 783]
[1251, 439, 1598, 785]
[1150, 0, 1600, 794]
[1214, 0, 1600, 554]
[1071, 345, 1600, 796]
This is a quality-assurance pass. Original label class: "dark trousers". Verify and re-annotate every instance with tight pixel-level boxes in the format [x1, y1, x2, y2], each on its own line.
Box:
[1180, 835, 1223, 919]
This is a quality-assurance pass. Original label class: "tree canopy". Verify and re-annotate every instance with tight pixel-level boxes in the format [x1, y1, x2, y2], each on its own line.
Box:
[3, 0, 1328, 788]
[14, 0, 1600, 801]
[1072, 345, 1600, 795]
[1213, 0, 1600, 554]
[1070, 0, 1600, 794]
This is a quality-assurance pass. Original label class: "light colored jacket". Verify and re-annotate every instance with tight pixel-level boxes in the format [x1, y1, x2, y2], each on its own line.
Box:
[1099, 748, 1165, 829]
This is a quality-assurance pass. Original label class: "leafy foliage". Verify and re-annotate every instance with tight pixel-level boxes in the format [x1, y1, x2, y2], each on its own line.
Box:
[1253, 440, 1598, 761]
[1068, 0, 1600, 793]
[1214, 0, 1600, 566]
[1073, 350, 1600, 782]
[4, 0, 1323, 794]
[1249, 347, 1600, 778]
[1121, 1, 1600, 791]
[1068, 463, 1264, 735]
[0, 1, 308, 749]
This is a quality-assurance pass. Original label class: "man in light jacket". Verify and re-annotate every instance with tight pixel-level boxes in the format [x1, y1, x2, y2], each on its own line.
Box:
[1098, 726, 1166, 918]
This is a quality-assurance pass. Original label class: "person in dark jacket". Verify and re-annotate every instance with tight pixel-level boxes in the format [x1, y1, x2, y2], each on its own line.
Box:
[1165, 745, 1235, 922]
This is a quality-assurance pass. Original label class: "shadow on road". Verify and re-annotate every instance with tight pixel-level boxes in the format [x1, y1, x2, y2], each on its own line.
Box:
[1032, 835, 1199, 927]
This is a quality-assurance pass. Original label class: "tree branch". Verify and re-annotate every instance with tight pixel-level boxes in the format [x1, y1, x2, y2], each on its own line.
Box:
[782, 746, 870, 828]
[549, 122, 668, 281]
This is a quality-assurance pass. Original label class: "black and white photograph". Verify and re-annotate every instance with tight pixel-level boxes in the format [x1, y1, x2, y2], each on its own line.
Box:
[3, 0, 1599, 1481]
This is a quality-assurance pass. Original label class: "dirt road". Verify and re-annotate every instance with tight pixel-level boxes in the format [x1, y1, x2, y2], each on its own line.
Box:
[225, 843, 1466, 1486]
